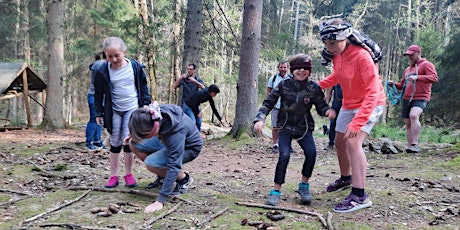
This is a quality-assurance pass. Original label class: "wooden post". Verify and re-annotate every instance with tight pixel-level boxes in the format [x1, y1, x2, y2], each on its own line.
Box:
[22, 70, 32, 127]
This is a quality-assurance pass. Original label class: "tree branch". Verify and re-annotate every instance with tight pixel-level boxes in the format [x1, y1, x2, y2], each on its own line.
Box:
[143, 202, 183, 228]
[196, 206, 229, 227]
[22, 189, 91, 224]
[235, 202, 327, 228]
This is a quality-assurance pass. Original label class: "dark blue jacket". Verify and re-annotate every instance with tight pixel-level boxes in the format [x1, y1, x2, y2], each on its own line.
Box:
[93, 59, 151, 134]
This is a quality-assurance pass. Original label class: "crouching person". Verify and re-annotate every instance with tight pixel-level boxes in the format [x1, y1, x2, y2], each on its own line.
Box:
[126, 102, 203, 213]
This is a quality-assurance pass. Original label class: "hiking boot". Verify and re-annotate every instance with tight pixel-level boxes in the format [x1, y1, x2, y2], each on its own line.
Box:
[326, 178, 352, 192]
[272, 144, 279, 153]
[266, 190, 281, 206]
[333, 192, 372, 213]
[123, 173, 138, 188]
[145, 176, 164, 189]
[105, 176, 119, 188]
[406, 145, 420, 153]
[297, 182, 312, 205]
[324, 144, 334, 151]
[170, 174, 194, 195]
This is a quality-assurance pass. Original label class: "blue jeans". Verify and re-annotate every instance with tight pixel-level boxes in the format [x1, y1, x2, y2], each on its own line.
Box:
[131, 136, 165, 167]
[85, 93, 102, 145]
[274, 128, 316, 184]
[182, 103, 201, 131]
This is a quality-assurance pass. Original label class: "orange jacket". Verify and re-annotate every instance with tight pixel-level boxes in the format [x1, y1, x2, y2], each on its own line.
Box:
[319, 45, 386, 133]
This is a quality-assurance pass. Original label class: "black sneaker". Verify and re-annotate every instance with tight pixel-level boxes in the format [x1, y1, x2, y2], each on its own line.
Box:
[145, 177, 164, 189]
[324, 145, 334, 151]
[170, 174, 194, 195]
[272, 145, 279, 153]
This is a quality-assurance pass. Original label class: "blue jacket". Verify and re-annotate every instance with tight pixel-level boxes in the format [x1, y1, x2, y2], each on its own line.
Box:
[93, 59, 151, 134]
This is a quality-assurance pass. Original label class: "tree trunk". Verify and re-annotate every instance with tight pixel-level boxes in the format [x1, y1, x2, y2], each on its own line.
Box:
[179, 0, 203, 105]
[170, 0, 182, 104]
[230, 0, 262, 138]
[41, 0, 65, 130]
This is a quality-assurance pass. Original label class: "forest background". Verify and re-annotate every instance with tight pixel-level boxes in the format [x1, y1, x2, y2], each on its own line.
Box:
[0, 0, 459, 134]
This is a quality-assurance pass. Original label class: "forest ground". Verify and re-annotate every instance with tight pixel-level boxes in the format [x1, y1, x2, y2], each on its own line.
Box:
[0, 124, 459, 230]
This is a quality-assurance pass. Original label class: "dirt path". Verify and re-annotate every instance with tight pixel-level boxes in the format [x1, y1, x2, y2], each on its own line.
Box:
[0, 128, 459, 229]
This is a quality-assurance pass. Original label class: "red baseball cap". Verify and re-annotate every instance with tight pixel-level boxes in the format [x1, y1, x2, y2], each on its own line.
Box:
[404, 45, 421, 55]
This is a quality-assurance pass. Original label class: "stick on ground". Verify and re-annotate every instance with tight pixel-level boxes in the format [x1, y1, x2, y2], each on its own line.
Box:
[22, 189, 91, 224]
[143, 202, 183, 228]
[235, 202, 327, 228]
[196, 206, 229, 227]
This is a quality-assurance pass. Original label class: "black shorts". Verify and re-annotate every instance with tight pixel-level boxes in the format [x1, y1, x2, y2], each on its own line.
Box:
[401, 99, 427, 118]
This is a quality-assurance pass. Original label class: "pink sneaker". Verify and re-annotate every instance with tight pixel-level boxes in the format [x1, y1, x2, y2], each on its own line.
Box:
[105, 176, 119, 188]
[124, 173, 138, 188]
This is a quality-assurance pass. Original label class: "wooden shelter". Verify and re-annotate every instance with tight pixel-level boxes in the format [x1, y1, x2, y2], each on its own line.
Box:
[0, 62, 46, 127]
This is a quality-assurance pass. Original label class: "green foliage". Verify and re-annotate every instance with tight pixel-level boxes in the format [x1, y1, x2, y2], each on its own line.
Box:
[53, 164, 68, 171]
[371, 124, 458, 144]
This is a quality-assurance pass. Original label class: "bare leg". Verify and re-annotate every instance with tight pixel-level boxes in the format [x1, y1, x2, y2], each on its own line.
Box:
[404, 118, 412, 148]
[335, 132, 351, 176]
[347, 131, 368, 189]
[272, 128, 279, 145]
[409, 107, 423, 146]
[109, 152, 120, 177]
[124, 152, 134, 175]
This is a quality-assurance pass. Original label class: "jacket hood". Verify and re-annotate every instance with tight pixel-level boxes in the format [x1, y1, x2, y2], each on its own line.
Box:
[158, 104, 184, 135]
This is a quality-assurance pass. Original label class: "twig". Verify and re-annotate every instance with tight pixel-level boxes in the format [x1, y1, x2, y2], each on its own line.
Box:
[0, 196, 32, 207]
[327, 211, 334, 230]
[143, 202, 183, 228]
[39, 223, 114, 230]
[24, 159, 60, 178]
[54, 186, 197, 205]
[236, 202, 327, 228]
[196, 206, 229, 227]
[0, 188, 32, 196]
[22, 189, 91, 224]
[170, 195, 197, 205]
[48, 185, 158, 198]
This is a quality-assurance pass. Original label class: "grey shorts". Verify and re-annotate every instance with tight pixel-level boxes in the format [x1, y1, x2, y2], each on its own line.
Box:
[335, 106, 384, 134]
[271, 108, 280, 127]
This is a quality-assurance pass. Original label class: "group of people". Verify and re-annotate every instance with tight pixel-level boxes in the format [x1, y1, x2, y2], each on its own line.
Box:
[254, 18, 437, 213]
[84, 17, 437, 215]
[85, 37, 225, 213]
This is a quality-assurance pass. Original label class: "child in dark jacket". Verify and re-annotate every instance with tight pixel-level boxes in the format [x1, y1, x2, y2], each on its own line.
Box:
[127, 103, 203, 213]
[254, 53, 336, 206]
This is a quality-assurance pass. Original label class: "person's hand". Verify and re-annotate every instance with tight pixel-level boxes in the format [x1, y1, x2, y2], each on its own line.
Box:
[144, 201, 164, 213]
[325, 109, 336, 120]
[198, 112, 203, 118]
[344, 128, 358, 139]
[123, 136, 131, 145]
[96, 117, 104, 126]
[408, 74, 418, 81]
[253, 121, 264, 133]
[220, 120, 225, 127]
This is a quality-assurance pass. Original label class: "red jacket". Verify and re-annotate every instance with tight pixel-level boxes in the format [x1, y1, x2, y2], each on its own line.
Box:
[319, 45, 386, 133]
[395, 58, 438, 101]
